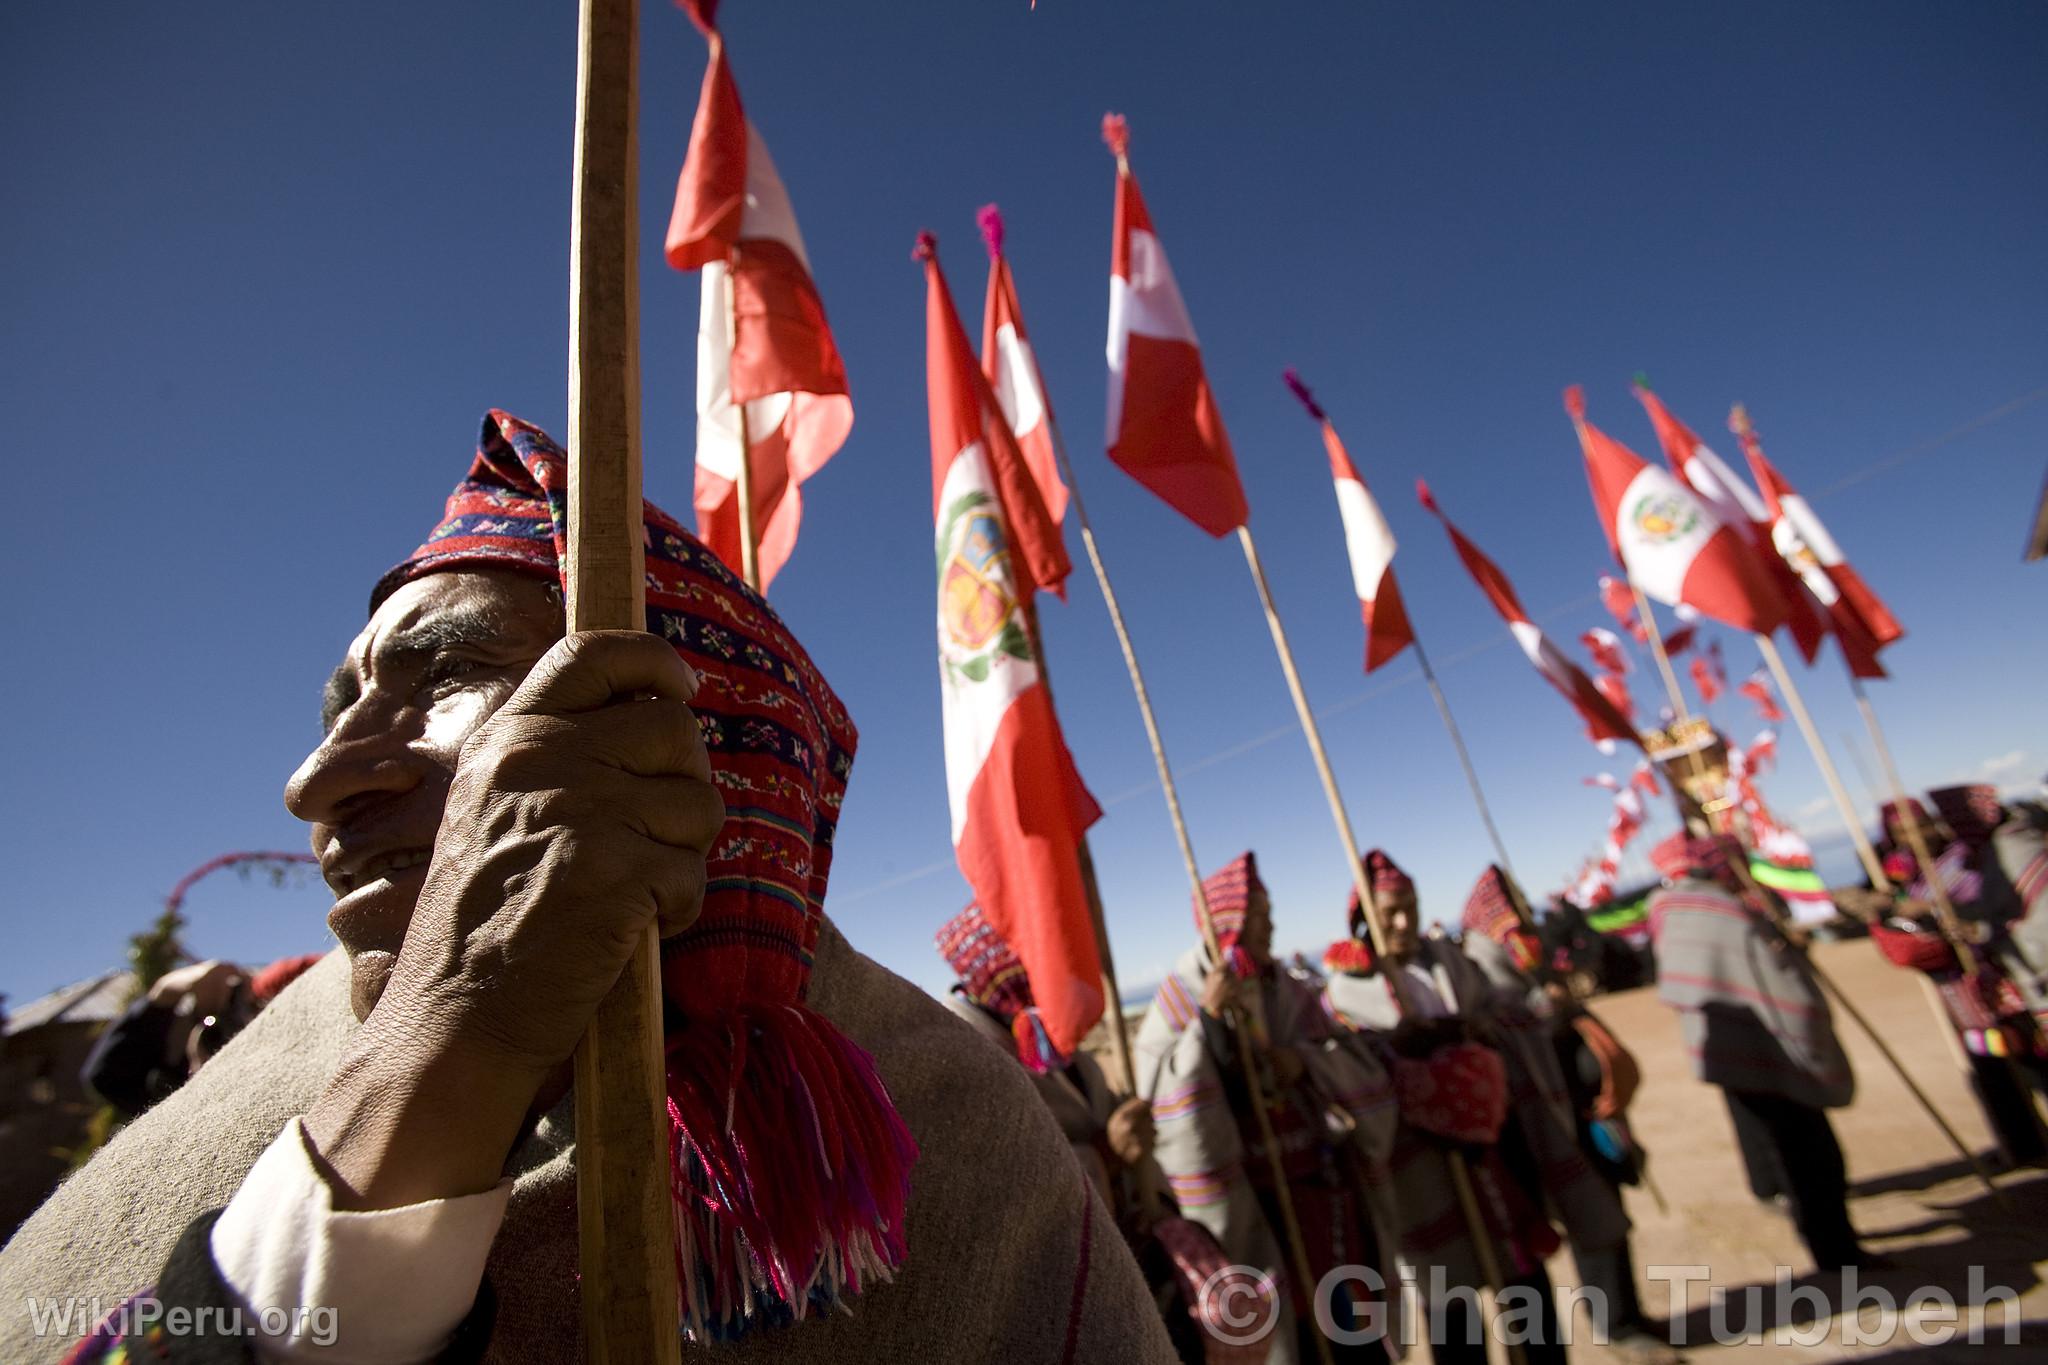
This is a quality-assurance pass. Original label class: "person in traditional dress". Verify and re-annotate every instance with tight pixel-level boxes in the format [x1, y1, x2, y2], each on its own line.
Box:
[1135, 853, 1401, 1365]
[1865, 785, 2048, 1165]
[1323, 852, 1571, 1365]
[937, 905, 1274, 1365]
[1460, 868, 1674, 1361]
[1646, 831, 1869, 1274]
[0, 412, 1176, 1364]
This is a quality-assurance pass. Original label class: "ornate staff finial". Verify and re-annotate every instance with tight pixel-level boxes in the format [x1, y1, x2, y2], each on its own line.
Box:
[912, 229, 937, 263]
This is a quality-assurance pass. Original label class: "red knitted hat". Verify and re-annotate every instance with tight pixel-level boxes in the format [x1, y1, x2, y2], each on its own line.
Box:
[376, 411, 915, 1339]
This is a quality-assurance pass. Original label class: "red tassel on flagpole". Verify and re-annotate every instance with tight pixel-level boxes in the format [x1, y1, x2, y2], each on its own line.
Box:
[1101, 112, 1130, 157]
[976, 204, 1005, 259]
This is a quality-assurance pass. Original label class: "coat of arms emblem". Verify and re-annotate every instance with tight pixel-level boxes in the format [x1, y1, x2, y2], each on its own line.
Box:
[937, 490, 1033, 683]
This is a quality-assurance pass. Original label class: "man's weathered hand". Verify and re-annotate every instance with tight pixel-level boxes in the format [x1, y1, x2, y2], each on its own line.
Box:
[306, 631, 724, 1210]
[1199, 964, 1239, 1018]
[381, 630, 722, 1083]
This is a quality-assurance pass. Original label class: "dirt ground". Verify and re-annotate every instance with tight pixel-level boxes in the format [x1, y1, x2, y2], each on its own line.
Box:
[1547, 936, 2048, 1363]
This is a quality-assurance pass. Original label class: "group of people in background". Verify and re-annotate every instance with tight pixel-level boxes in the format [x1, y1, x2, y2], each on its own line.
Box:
[936, 779, 2048, 1364]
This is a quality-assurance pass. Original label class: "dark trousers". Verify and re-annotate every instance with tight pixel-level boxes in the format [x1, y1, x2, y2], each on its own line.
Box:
[1723, 1088, 1860, 1269]
[1574, 1240, 1647, 1338]
[1969, 1051, 2048, 1165]
[1428, 1266, 1567, 1365]
[1723, 1088, 1783, 1201]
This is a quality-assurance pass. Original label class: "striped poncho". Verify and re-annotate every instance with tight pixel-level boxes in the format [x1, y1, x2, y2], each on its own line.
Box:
[1649, 876, 1854, 1107]
[1135, 945, 1402, 1363]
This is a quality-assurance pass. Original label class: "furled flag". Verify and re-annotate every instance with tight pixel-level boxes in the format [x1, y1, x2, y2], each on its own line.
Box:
[1595, 673, 1635, 726]
[1740, 667, 1786, 723]
[1101, 114, 1248, 537]
[977, 205, 1071, 568]
[1418, 480, 1639, 748]
[1566, 387, 1788, 636]
[1690, 640, 1726, 704]
[666, 0, 853, 592]
[1598, 574, 1648, 641]
[1284, 369, 1415, 671]
[1635, 380, 1826, 662]
[1730, 405, 1901, 678]
[1581, 627, 1630, 676]
[918, 232, 1102, 1057]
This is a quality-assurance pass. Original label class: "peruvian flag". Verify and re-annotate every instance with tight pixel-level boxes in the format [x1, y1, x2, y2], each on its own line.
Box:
[1635, 382, 1826, 662]
[1740, 668, 1786, 724]
[1580, 627, 1630, 676]
[1284, 369, 1414, 671]
[918, 233, 1102, 1056]
[977, 205, 1071, 573]
[1567, 387, 1788, 636]
[1102, 114, 1248, 537]
[1417, 480, 1639, 749]
[666, 0, 852, 592]
[1731, 405, 1902, 678]
[1691, 640, 1726, 704]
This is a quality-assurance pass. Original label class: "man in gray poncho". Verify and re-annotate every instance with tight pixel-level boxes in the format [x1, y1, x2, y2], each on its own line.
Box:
[1646, 830, 1866, 1273]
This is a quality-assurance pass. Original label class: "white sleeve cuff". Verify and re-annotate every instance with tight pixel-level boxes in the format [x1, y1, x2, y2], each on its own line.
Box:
[209, 1117, 512, 1363]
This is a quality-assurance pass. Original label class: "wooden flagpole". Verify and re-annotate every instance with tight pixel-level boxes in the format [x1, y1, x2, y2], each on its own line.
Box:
[1754, 636, 1891, 889]
[566, 0, 684, 1359]
[1412, 632, 1520, 890]
[1040, 420, 1333, 1364]
[1623, 594, 2001, 1201]
[1235, 525, 1523, 1363]
[723, 244, 761, 592]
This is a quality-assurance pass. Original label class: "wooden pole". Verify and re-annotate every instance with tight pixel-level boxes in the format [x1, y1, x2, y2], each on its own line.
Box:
[1039, 420, 1329, 1362]
[566, 0, 682, 1359]
[1412, 633, 1520, 889]
[1235, 525, 1522, 1361]
[723, 244, 761, 592]
[1754, 636, 1890, 889]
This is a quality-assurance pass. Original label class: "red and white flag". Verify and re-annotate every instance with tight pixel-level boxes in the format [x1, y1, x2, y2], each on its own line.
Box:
[1580, 627, 1630, 676]
[1567, 386, 1788, 636]
[1598, 574, 1648, 642]
[1731, 405, 1902, 678]
[1102, 115, 1248, 537]
[1417, 480, 1639, 749]
[918, 233, 1102, 1057]
[1284, 369, 1414, 671]
[666, 0, 852, 592]
[977, 205, 1071, 564]
[1690, 640, 1726, 705]
[1595, 673, 1635, 726]
[1740, 667, 1786, 724]
[1635, 382, 1826, 662]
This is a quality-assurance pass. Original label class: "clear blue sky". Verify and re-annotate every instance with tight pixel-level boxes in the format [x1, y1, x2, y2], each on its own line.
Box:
[3, 1, 2043, 1010]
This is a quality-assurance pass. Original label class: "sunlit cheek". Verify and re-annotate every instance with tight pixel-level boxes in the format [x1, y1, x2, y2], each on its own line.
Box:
[423, 683, 515, 754]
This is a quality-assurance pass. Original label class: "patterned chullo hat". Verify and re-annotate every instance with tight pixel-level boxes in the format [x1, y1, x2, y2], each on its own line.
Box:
[934, 903, 1063, 1072]
[1196, 851, 1268, 978]
[372, 412, 916, 1340]
[1463, 865, 1543, 974]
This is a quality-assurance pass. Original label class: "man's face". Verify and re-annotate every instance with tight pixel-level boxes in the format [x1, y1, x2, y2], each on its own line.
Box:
[285, 572, 563, 1021]
[1240, 888, 1274, 964]
[1383, 894, 1421, 960]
